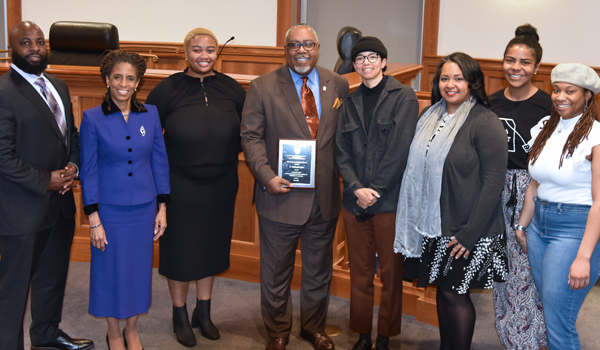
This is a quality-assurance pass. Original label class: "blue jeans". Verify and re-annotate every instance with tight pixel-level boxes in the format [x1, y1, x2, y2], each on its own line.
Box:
[527, 197, 600, 350]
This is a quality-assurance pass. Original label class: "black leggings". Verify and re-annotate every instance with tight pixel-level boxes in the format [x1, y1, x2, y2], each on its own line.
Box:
[436, 289, 476, 350]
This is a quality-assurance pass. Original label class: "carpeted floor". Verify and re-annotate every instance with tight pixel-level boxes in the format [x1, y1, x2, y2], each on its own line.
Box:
[22, 262, 600, 349]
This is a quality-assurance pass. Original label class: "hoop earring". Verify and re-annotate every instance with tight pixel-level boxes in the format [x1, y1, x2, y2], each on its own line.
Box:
[585, 100, 588, 112]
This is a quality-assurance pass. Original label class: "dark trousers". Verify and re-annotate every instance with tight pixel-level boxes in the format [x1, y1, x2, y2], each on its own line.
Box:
[258, 195, 337, 338]
[0, 214, 75, 350]
[343, 208, 404, 337]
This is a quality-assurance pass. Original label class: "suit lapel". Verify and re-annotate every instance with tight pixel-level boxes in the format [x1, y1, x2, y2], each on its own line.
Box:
[11, 69, 66, 145]
[316, 67, 334, 140]
[279, 66, 313, 139]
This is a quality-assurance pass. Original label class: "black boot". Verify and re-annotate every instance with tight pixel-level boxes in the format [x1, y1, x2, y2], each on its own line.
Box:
[375, 334, 389, 350]
[173, 305, 197, 347]
[191, 299, 220, 340]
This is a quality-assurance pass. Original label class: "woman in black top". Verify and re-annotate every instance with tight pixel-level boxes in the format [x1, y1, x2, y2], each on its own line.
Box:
[394, 52, 508, 350]
[146, 27, 245, 347]
[490, 24, 550, 350]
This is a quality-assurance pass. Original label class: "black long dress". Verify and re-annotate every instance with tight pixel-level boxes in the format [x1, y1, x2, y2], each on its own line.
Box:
[147, 69, 246, 281]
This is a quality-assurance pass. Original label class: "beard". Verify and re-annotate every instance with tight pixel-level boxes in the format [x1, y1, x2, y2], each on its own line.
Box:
[294, 65, 311, 74]
[11, 51, 48, 75]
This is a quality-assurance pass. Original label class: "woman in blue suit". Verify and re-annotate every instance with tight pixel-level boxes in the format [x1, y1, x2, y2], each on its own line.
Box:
[80, 51, 170, 350]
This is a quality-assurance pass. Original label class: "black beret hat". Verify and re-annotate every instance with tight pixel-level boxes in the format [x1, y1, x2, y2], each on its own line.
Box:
[351, 36, 388, 60]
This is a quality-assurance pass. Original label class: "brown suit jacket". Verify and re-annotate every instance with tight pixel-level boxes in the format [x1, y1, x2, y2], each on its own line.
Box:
[241, 65, 349, 224]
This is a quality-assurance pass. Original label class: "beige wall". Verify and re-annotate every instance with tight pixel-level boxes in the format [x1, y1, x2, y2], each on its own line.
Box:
[306, 0, 423, 71]
[438, 0, 600, 66]
[20, 0, 600, 68]
[21, 0, 278, 46]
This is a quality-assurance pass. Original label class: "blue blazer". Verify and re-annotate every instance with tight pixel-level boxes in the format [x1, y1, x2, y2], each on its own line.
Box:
[80, 102, 169, 211]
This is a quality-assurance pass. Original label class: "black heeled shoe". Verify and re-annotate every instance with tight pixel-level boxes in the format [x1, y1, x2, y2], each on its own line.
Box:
[173, 304, 197, 347]
[191, 298, 220, 340]
[123, 328, 145, 350]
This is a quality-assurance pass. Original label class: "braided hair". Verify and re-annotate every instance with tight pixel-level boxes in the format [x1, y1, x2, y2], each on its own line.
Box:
[528, 91, 598, 168]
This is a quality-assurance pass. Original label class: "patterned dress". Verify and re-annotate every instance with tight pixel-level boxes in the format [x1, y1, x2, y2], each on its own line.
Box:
[489, 89, 550, 349]
[493, 171, 547, 349]
[419, 233, 507, 294]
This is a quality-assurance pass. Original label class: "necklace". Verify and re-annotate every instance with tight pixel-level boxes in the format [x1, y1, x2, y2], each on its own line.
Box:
[557, 116, 579, 134]
[442, 112, 455, 123]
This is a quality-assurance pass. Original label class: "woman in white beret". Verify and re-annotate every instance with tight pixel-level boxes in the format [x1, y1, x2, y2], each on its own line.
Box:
[515, 63, 600, 349]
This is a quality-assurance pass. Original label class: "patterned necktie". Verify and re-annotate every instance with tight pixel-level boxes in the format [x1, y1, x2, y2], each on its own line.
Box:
[35, 78, 67, 142]
[301, 77, 319, 139]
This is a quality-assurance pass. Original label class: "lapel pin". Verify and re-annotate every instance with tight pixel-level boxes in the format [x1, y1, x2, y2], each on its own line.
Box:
[140, 126, 146, 137]
[323, 86, 326, 91]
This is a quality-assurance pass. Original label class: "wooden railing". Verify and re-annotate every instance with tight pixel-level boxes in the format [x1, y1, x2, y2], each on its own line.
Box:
[119, 41, 287, 76]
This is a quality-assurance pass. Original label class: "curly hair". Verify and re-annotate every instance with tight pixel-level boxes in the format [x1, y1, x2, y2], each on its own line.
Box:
[100, 50, 146, 112]
[184, 27, 218, 52]
[528, 90, 598, 168]
[503, 23, 543, 65]
[430, 52, 490, 108]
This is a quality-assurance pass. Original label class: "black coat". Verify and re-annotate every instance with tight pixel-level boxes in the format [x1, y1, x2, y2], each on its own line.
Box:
[0, 68, 80, 236]
[335, 76, 419, 214]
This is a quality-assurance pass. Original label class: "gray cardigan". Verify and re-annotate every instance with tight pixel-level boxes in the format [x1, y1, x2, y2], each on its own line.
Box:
[435, 103, 508, 250]
[335, 76, 419, 214]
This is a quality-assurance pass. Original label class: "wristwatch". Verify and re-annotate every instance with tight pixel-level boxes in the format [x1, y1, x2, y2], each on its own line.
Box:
[513, 224, 528, 233]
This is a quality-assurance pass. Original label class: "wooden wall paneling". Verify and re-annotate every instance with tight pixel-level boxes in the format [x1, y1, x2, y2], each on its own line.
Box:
[120, 42, 286, 76]
[231, 159, 258, 244]
[420, 0, 440, 91]
[6, 0, 21, 35]
[276, 0, 300, 47]
[220, 61, 283, 76]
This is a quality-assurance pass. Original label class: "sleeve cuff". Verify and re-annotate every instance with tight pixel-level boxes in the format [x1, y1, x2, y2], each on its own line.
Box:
[69, 162, 80, 176]
[157, 194, 170, 204]
[84, 203, 99, 215]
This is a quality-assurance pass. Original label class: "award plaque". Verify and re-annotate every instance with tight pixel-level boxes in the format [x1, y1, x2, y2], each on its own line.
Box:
[278, 139, 317, 189]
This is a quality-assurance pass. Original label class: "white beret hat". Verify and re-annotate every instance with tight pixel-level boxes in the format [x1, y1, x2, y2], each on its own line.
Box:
[551, 63, 600, 95]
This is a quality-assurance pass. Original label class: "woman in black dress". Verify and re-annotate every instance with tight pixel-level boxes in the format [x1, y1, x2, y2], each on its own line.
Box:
[146, 27, 245, 347]
[394, 52, 508, 350]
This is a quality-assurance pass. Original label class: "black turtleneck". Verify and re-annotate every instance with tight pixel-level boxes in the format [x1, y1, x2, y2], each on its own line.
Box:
[362, 75, 388, 133]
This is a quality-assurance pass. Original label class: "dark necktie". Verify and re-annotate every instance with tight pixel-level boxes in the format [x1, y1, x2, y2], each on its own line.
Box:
[301, 77, 319, 139]
[35, 78, 67, 142]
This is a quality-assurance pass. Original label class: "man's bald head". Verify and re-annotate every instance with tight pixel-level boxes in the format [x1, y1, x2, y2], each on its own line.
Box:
[8, 21, 48, 75]
[8, 21, 43, 46]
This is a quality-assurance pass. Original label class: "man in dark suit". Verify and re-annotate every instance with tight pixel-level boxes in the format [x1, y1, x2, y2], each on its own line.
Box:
[0, 21, 93, 350]
[241, 24, 349, 350]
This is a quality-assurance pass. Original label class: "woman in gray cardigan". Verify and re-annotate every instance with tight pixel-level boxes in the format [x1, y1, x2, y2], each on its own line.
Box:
[394, 52, 508, 350]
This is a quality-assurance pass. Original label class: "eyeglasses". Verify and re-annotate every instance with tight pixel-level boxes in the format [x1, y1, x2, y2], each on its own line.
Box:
[355, 54, 380, 64]
[285, 42, 318, 51]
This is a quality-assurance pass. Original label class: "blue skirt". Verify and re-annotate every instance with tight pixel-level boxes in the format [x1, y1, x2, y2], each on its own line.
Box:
[89, 200, 156, 319]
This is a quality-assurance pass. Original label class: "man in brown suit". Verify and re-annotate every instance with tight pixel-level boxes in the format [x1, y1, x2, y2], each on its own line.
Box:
[241, 24, 349, 350]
